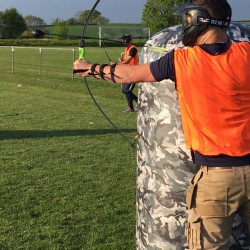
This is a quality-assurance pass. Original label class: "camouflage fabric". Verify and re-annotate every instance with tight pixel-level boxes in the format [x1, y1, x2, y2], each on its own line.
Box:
[136, 24, 250, 250]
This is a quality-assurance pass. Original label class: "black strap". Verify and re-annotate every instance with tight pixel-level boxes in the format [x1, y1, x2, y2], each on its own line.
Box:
[99, 64, 109, 79]
[90, 63, 99, 78]
[210, 18, 230, 28]
[110, 64, 117, 83]
[73, 69, 89, 74]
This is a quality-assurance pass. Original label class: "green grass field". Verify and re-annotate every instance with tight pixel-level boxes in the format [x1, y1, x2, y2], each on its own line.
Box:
[0, 48, 138, 249]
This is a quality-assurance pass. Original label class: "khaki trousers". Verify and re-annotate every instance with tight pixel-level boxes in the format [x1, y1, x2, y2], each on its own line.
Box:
[186, 166, 250, 249]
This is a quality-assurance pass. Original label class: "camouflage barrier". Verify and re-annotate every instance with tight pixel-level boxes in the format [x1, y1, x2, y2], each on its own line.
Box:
[136, 24, 250, 250]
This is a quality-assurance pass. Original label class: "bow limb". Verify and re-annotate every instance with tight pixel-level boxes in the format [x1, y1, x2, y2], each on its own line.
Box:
[79, 0, 136, 148]
[79, 0, 101, 60]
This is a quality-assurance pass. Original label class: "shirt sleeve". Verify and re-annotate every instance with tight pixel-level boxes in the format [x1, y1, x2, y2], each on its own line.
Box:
[129, 48, 137, 57]
[149, 50, 175, 82]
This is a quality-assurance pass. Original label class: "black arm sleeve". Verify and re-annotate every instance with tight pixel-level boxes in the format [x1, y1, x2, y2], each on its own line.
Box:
[149, 50, 175, 82]
[129, 48, 137, 57]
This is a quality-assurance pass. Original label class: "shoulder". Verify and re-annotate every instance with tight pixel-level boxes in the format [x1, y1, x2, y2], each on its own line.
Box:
[129, 44, 137, 49]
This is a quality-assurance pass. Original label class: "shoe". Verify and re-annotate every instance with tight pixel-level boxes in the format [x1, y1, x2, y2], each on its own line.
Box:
[123, 108, 135, 113]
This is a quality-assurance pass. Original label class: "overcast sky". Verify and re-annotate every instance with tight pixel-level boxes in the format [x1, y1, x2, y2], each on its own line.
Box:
[0, 0, 249, 24]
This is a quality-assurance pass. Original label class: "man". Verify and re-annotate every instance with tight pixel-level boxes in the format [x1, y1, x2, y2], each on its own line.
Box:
[118, 34, 138, 113]
[137, 24, 250, 250]
[74, 0, 250, 248]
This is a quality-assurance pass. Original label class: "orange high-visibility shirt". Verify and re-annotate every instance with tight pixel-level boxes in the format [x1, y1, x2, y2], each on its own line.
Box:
[174, 42, 250, 156]
[124, 44, 138, 65]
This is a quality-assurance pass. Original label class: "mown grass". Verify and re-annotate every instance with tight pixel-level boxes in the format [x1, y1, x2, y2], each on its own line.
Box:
[0, 47, 138, 249]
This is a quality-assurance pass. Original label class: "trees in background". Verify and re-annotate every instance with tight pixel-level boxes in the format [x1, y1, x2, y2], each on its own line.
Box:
[0, 7, 109, 39]
[142, 0, 185, 34]
[0, 8, 26, 38]
[0, 1, 186, 39]
[74, 10, 109, 24]
[51, 18, 69, 39]
[25, 15, 46, 27]
[24, 15, 46, 38]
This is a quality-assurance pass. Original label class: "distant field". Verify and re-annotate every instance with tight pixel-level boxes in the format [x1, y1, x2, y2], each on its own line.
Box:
[234, 20, 250, 24]
[39, 21, 250, 40]
[43, 23, 149, 39]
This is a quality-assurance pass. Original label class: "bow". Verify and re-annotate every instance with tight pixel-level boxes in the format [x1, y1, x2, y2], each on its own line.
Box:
[77, 0, 136, 148]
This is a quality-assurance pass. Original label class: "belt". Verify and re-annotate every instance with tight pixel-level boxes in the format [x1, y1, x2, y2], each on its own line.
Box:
[205, 166, 234, 170]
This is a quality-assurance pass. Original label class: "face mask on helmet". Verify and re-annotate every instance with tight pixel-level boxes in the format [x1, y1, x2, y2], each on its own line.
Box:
[173, 0, 230, 46]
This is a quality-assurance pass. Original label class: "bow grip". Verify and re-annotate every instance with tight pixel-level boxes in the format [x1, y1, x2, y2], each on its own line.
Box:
[73, 69, 89, 74]
[79, 47, 85, 60]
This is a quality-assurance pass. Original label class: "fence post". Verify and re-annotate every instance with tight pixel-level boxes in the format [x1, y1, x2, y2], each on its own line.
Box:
[39, 48, 42, 74]
[11, 47, 14, 73]
[99, 27, 102, 47]
[72, 49, 75, 79]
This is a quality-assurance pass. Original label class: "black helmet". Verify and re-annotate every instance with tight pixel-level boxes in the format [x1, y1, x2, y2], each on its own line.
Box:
[173, 0, 230, 46]
[121, 34, 132, 45]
